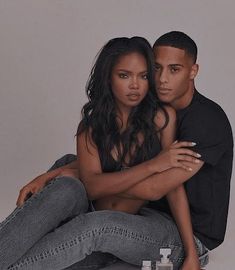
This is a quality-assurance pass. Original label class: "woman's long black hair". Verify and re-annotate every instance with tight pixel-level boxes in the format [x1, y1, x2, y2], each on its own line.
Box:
[77, 37, 168, 169]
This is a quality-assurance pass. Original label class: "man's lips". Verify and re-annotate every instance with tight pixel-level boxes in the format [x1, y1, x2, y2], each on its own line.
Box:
[157, 88, 171, 94]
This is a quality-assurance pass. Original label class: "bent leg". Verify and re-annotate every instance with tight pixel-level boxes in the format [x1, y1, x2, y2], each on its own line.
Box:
[48, 154, 77, 172]
[48, 154, 119, 270]
[0, 177, 88, 270]
[7, 208, 185, 270]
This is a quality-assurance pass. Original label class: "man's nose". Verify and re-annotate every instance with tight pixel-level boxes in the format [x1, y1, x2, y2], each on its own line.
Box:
[159, 70, 168, 84]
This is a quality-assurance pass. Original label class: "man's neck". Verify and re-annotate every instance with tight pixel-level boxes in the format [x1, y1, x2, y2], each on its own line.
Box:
[172, 85, 195, 111]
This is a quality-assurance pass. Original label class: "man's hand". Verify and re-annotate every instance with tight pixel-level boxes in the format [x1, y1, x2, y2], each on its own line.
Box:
[180, 255, 201, 270]
[149, 141, 202, 173]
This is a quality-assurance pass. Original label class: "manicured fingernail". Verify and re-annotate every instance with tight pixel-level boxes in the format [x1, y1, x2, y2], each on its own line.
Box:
[188, 167, 193, 171]
[191, 142, 196, 146]
[197, 153, 201, 157]
[195, 159, 200, 163]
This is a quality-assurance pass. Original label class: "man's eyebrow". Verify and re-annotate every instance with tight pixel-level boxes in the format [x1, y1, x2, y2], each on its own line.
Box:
[155, 63, 184, 67]
[168, 64, 184, 67]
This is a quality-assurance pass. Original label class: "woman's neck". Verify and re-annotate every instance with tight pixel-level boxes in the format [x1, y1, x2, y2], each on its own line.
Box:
[116, 107, 130, 132]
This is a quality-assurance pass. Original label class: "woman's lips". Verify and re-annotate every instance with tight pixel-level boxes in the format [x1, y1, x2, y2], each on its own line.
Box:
[127, 93, 141, 101]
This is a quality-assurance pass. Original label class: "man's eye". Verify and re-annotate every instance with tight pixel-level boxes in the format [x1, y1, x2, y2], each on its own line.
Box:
[119, 73, 128, 78]
[170, 67, 179, 73]
[154, 65, 160, 71]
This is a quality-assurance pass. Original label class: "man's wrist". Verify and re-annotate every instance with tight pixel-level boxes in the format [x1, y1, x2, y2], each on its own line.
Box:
[185, 248, 198, 257]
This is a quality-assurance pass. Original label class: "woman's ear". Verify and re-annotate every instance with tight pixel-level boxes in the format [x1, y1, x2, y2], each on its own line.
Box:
[190, 64, 199, 80]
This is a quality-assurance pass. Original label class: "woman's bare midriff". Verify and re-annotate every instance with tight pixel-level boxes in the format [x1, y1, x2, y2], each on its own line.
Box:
[94, 195, 147, 214]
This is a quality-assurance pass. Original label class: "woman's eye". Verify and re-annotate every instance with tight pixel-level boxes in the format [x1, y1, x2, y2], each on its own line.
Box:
[142, 74, 148, 80]
[119, 73, 128, 78]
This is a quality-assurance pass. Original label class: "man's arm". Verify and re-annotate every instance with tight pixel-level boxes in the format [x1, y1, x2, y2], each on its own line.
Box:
[167, 186, 201, 270]
[158, 106, 201, 269]
[126, 105, 202, 269]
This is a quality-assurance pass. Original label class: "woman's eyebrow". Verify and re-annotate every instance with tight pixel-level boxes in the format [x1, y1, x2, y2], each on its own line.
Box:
[116, 69, 147, 73]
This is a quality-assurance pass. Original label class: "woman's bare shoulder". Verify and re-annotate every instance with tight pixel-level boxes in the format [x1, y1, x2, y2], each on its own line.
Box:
[154, 105, 176, 129]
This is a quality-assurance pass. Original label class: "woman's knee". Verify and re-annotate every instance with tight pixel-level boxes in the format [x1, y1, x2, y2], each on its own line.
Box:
[54, 176, 87, 199]
[48, 154, 77, 171]
[44, 176, 89, 212]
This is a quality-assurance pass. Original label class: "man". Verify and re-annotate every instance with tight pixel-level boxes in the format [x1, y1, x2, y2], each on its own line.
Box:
[152, 31, 233, 252]
[10, 31, 233, 270]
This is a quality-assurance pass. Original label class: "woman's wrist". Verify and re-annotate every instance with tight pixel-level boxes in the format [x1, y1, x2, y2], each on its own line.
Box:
[146, 159, 159, 174]
[146, 156, 166, 174]
[45, 168, 63, 182]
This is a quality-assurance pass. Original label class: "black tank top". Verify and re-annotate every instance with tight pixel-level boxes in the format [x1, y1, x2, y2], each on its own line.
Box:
[99, 136, 161, 172]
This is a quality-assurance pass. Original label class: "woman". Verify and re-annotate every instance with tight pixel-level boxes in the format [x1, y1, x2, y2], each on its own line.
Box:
[0, 37, 201, 270]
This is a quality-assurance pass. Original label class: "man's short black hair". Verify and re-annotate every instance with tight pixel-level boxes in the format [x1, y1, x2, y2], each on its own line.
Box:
[153, 31, 198, 63]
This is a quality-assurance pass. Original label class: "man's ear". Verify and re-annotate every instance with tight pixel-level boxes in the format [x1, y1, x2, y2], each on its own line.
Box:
[190, 64, 199, 79]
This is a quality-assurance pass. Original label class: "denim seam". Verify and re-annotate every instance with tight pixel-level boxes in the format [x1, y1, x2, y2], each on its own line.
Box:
[9, 259, 118, 270]
[8, 225, 166, 269]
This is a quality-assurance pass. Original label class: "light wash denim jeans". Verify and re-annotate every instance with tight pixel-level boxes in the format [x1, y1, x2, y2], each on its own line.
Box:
[0, 154, 209, 270]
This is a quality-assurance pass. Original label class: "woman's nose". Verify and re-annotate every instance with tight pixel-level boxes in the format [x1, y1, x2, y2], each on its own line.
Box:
[130, 77, 139, 89]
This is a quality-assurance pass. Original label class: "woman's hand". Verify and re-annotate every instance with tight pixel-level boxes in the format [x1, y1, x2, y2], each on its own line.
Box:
[149, 141, 202, 173]
[58, 168, 79, 179]
[16, 172, 51, 207]
[16, 168, 79, 207]
[180, 254, 201, 270]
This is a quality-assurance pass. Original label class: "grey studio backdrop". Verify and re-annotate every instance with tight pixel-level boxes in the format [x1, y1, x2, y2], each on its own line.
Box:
[0, 1, 234, 269]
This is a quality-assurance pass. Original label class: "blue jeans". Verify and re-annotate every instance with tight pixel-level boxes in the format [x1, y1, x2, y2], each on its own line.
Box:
[0, 155, 209, 270]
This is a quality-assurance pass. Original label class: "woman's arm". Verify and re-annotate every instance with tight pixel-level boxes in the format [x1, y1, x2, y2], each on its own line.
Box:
[77, 131, 161, 200]
[77, 108, 201, 200]
[16, 160, 78, 206]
